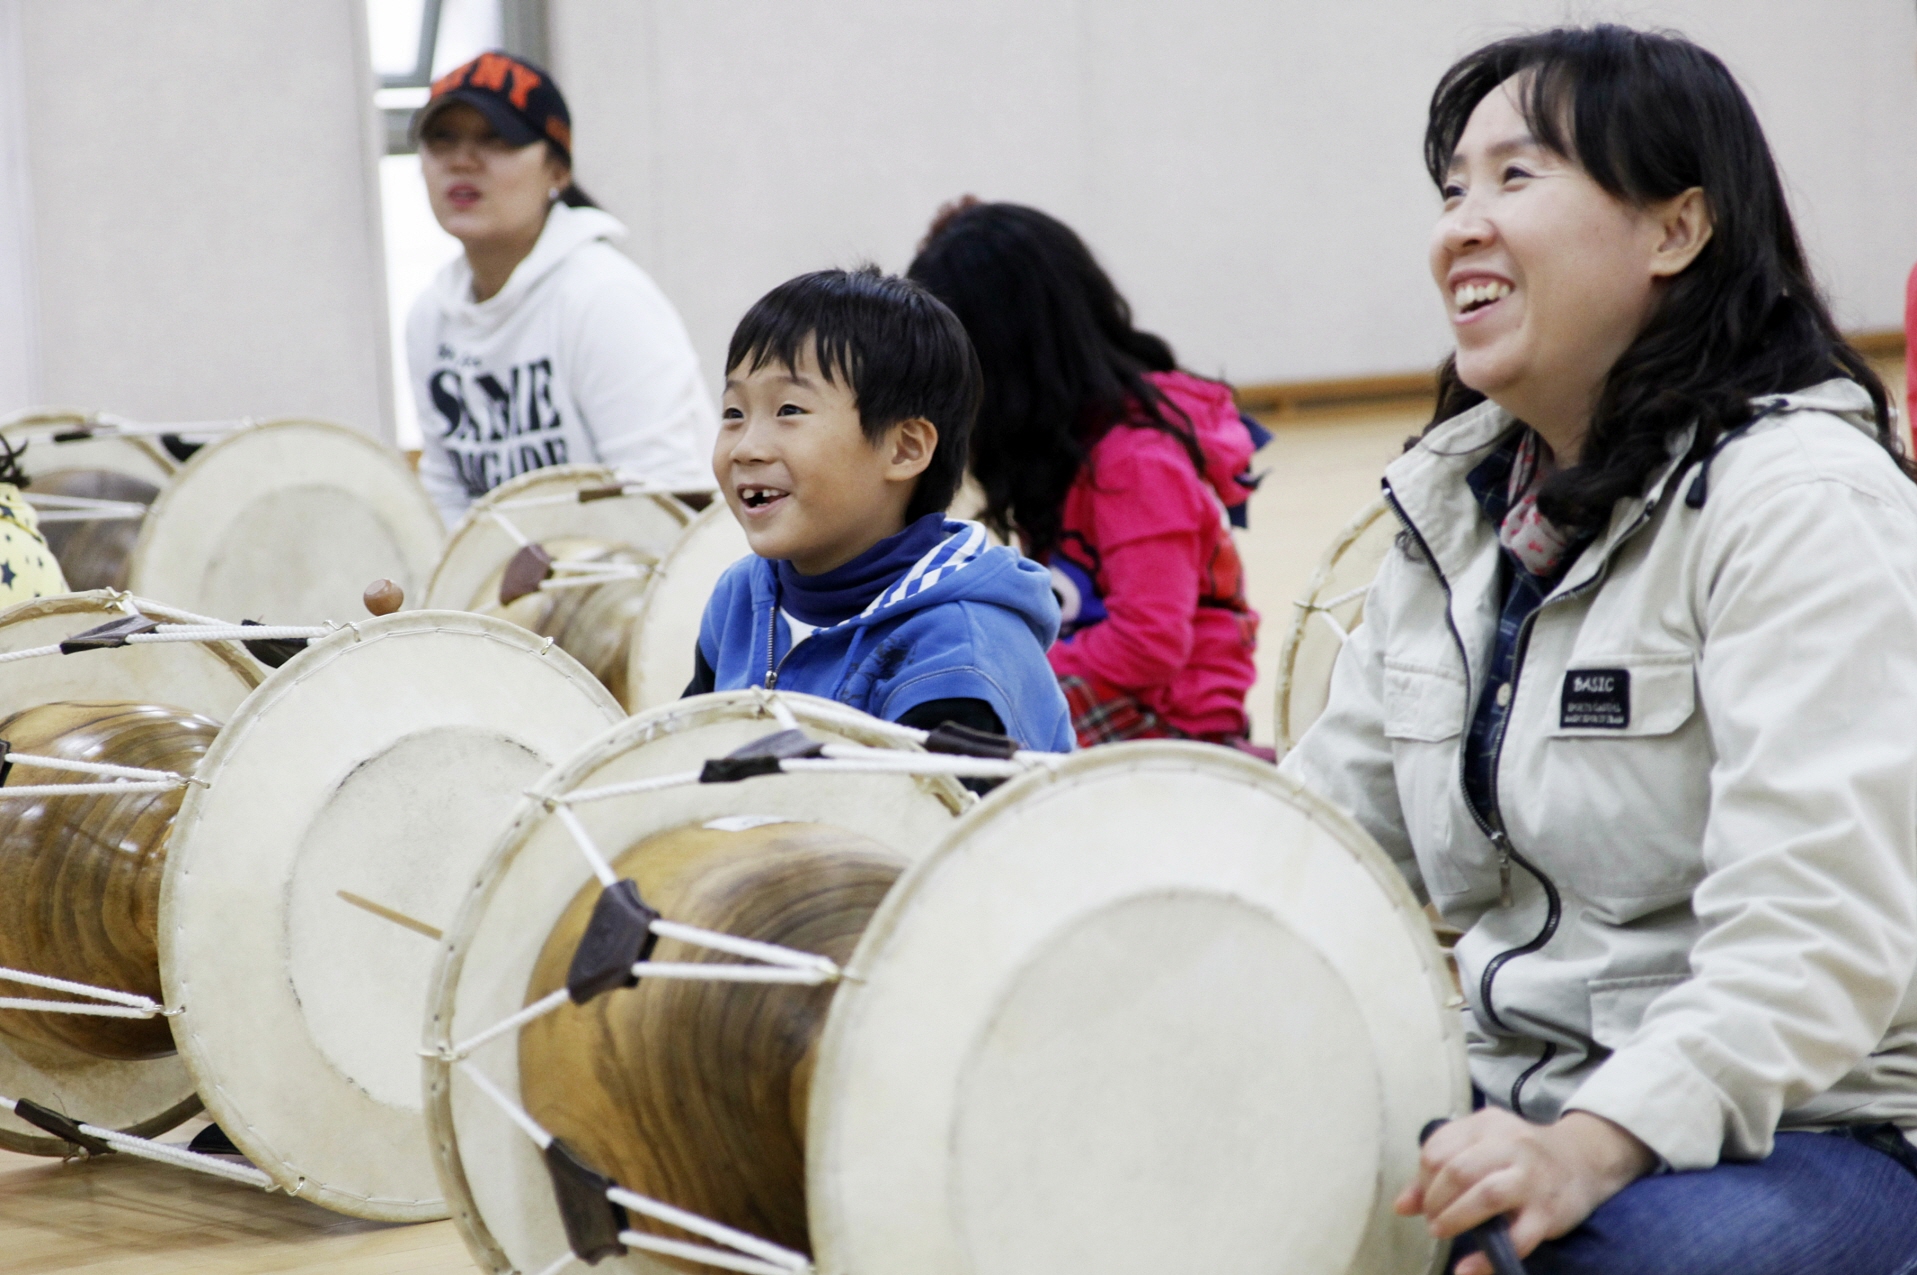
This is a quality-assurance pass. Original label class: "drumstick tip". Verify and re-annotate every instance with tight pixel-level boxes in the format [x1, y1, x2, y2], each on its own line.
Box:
[363, 579, 404, 616]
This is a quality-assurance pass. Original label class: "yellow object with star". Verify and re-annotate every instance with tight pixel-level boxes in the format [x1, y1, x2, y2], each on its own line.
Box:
[0, 482, 68, 603]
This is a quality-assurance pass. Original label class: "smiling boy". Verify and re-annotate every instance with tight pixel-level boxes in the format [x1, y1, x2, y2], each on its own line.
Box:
[685, 267, 1072, 752]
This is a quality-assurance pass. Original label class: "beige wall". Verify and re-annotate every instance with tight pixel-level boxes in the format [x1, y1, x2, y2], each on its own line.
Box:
[0, 0, 393, 436]
[552, 1, 1917, 391]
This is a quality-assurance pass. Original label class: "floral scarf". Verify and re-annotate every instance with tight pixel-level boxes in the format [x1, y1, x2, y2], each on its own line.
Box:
[1498, 430, 1578, 577]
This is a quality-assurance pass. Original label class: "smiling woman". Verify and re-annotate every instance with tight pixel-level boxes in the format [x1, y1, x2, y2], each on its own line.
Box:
[1278, 24, 1917, 1275]
[403, 51, 715, 524]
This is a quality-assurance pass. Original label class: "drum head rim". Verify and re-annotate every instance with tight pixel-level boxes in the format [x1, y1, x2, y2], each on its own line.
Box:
[159, 610, 623, 1221]
[1274, 496, 1394, 755]
[126, 419, 444, 623]
[423, 690, 968, 1274]
[623, 501, 750, 714]
[2, 422, 178, 485]
[807, 740, 1470, 1275]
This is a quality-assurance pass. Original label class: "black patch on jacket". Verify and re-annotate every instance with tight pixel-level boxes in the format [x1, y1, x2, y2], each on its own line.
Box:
[1561, 668, 1629, 729]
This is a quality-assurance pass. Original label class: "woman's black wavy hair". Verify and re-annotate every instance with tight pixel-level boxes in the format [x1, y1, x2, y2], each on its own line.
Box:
[1424, 25, 1901, 525]
[907, 200, 1205, 556]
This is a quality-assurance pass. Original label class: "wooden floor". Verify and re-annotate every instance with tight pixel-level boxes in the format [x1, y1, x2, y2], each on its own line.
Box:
[0, 1120, 472, 1273]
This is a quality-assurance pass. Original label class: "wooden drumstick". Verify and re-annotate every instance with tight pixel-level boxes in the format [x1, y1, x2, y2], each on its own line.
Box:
[363, 579, 404, 616]
[1419, 1119, 1528, 1275]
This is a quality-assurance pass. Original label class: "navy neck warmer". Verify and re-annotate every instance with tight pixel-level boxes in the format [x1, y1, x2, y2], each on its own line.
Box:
[776, 513, 949, 627]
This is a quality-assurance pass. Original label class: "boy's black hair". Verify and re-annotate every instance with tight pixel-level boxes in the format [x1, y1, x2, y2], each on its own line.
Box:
[725, 266, 983, 522]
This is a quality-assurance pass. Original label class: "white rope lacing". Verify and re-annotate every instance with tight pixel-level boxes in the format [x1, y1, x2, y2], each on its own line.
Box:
[0, 750, 197, 799]
[480, 506, 659, 597]
[492, 477, 712, 513]
[0, 1091, 273, 1188]
[486, 508, 533, 548]
[21, 493, 150, 523]
[534, 561, 654, 592]
[454, 1061, 811, 1275]
[0, 964, 173, 1019]
[434, 864, 840, 1068]
[747, 692, 1061, 769]
[759, 690, 801, 732]
[0, 616, 339, 670]
[1294, 582, 1372, 645]
[0, 780, 183, 797]
[133, 623, 334, 644]
[4, 413, 255, 446]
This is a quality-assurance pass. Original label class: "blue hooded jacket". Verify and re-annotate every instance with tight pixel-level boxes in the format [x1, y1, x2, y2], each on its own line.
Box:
[696, 520, 1074, 752]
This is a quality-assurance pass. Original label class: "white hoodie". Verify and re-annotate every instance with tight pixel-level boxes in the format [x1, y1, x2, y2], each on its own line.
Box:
[406, 202, 716, 524]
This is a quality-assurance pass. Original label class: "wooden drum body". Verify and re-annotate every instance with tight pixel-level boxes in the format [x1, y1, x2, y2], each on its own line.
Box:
[424, 465, 748, 714]
[430, 694, 1469, 1275]
[0, 592, 262, 1154]
[0, 702, 218, 1060]
[523, 821, 904, 1258]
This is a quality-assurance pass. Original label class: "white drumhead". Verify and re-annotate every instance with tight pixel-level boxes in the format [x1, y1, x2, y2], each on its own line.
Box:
[425, 691, 968, 1274]
[128, 420, 444, 624]
[812, 743, 1466, 1275]
[1, 412, 177, 487]
[0, 591, 262, 1155]
[1275, 497, 1398, 755]
[423, 465, 692, 613]
[161, 612, 624, 1221]
[623, 501, 749, 712]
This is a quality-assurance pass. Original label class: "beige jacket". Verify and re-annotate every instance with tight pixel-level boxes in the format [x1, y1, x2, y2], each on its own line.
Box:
[1281, 379, 1917, 1171]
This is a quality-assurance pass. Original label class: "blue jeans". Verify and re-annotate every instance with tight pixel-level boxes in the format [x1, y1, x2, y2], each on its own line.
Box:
[1449, 1130, 1917, 1275]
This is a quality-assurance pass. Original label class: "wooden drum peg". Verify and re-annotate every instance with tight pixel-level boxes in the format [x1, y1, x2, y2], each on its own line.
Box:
[363, 579, 404, 617]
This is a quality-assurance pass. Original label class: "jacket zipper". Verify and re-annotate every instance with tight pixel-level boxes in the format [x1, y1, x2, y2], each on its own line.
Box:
[764, 591, 788, 689]
[1383, 483, 1647, 1069]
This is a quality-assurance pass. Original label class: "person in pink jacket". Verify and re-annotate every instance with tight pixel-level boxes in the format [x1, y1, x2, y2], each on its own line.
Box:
[909, 200, 1265, 752]
[1905, 262, 1915, 449]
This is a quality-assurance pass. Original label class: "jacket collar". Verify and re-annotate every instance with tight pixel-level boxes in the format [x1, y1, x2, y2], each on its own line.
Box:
[751, 520, 995, 633]
[1384, 400, 1694, 597]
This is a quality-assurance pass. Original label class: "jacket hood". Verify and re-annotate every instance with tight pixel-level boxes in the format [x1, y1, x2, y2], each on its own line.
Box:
[1754, 377, 1878, 435]
[429, 201, 629, 328]
[754, 520, 1061, 649]
[1150, 370, 1256, 508]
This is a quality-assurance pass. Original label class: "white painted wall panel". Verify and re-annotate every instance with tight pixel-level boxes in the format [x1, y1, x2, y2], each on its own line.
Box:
[0, 3, 37, 412]
[11, 0, 393, 436]
[553, 1, 1917, 387]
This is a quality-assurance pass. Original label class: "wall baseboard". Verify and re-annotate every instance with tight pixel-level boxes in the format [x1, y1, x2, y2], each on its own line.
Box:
[1237, 328, 1905, 421]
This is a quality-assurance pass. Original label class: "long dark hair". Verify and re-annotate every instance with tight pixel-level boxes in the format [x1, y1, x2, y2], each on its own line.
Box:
[1425, 25, 1900, 526]
[907, 200, 1204, 556]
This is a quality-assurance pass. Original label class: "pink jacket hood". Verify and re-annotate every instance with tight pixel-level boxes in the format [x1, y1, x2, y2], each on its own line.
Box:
[1147, 370, 1255, 508]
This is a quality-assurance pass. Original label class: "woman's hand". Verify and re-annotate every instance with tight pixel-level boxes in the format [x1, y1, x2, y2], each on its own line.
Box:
[1395, 1108, 1656, 1274]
